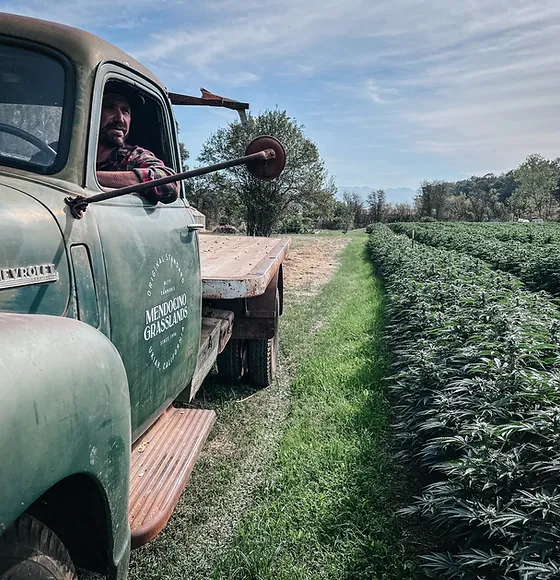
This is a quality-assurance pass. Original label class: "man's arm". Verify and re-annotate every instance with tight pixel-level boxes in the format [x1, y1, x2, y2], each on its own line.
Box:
[96, 170, 140, 188]
[98, 147, 180, 204]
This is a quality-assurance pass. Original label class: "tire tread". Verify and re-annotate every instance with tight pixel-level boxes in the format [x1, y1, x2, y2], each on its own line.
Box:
[216, 338, 246, 382]
[247, 338, 275, 387]
[0, 515, 76, 579]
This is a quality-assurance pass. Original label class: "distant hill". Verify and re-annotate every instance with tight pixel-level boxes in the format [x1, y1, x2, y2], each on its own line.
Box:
[337, 186, 416, 205]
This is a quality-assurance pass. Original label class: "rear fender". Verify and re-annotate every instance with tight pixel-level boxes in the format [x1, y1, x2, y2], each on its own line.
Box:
[0, 313, 131, 576]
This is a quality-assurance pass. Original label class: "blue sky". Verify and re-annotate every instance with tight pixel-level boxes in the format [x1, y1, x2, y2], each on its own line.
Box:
[3, 0, 560, 192]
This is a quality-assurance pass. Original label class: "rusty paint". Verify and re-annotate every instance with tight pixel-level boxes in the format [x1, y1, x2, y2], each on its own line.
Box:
[129, 406, 216, 549]
[245, 136, 286, 181]
[168, 88, 249, 112]
[202, 308, 234, 353]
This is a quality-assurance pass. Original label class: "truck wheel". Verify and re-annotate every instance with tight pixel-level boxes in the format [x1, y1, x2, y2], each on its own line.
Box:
[217, 338, 246, 382]
[0, 514, 77, 580]
[246, 331, 278, 388]
[246, 289, 280, 388]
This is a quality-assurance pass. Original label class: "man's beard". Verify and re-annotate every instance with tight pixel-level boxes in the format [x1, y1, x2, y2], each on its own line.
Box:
[99, 124, 127, 148]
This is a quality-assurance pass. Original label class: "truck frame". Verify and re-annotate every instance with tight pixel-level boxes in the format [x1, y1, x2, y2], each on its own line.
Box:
[0, 12, 290, 580]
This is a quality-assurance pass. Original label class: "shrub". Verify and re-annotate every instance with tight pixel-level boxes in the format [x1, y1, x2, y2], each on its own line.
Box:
[212, 224, 237, 234]
[368, 224, 560, 579]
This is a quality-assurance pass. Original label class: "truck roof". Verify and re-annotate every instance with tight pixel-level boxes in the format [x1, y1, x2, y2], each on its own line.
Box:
[0, 12, 162, 88]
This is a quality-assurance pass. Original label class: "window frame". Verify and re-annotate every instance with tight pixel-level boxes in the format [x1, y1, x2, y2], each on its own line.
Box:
[0, 36, 75, 175]
[87, 64, 184, 198]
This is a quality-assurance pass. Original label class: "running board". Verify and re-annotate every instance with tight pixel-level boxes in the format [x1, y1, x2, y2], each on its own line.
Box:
[129, 405, 216, 548]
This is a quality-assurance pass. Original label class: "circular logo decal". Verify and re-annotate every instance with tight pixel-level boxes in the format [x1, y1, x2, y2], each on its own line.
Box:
[143, 254, 188, 371]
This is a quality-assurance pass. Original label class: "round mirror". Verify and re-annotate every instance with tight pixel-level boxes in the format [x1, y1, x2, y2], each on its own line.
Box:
[245, 136, 286, 180]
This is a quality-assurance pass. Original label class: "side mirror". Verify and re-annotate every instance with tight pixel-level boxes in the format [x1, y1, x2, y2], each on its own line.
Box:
[245, 136, 286, 180]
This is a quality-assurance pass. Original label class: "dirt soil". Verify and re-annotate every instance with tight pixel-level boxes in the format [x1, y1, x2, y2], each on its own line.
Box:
[281, 235, 350, 295]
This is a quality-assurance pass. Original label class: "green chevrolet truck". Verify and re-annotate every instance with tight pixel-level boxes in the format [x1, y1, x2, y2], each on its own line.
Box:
[0, 12, 290, 579]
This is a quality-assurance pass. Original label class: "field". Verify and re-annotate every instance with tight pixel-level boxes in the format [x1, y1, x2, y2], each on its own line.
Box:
[388, 221, 560, 296]
[368, 222, 560, 579]
[83, 225, 560, 580]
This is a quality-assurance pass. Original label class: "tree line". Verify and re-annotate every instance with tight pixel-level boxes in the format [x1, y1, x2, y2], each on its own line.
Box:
[182, 108, 560, 235]
[413, 154, 560, 222]
[341, 154, 560, 226]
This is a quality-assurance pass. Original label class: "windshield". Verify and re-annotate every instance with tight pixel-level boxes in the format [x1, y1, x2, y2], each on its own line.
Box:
[0, 44, 66, 172]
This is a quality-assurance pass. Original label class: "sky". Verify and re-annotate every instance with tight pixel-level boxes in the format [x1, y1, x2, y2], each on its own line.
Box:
[3, 0, 560, 192]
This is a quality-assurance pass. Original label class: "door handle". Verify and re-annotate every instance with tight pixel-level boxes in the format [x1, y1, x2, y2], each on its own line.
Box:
[181, 223, 204, 242]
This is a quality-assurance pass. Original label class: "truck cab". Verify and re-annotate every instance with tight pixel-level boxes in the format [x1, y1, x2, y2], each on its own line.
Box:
[0, 12, 288, 580]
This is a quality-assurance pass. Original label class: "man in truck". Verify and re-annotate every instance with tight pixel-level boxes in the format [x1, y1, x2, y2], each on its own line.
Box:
[96, 84, 179, 204]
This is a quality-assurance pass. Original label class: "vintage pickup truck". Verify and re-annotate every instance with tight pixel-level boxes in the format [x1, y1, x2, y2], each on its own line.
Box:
[0, 12, 290, 580]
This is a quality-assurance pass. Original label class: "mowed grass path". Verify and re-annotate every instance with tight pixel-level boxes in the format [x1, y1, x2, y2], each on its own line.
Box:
[213, 235, 413, 579]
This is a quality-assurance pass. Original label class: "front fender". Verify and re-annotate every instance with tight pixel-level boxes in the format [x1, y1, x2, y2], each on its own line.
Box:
[0, 313, 131, 572]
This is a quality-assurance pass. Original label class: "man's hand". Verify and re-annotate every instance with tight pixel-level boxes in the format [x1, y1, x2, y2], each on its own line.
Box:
[96, 170, 140, 188]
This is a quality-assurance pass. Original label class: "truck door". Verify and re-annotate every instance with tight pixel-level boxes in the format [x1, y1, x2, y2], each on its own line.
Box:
[87, 72, 201, 439]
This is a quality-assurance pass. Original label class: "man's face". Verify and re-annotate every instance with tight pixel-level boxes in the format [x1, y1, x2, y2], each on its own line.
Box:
[99, 93, 131, 148]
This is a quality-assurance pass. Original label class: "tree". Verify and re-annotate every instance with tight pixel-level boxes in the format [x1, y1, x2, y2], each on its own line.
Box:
[445, 192, 474, 221]
[511, 154, 558, 219]
[454, 174, 504, 221]
[415, 180, 451, 220]
[175, 121, 190, 172]
[494, 170, 517, 205]
[179, 141, 189, 172]
[366, 189, 387, 223]
[197, 110, 334, 236]
[176, 121, 195, 199]
[187, 173, 243, 228]
[342, 191, 364, 230]
[551, 158, 560, 203]
[324, 199, 354, 231]
[385, 202, 417, 222]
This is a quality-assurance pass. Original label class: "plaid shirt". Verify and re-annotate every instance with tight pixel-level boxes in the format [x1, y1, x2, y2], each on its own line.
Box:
[97, 145, 179, 204]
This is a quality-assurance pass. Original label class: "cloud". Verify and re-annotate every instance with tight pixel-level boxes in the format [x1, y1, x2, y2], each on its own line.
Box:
[129, 0, 560, 174]
[391, 7, 560, 171]
[4, 0, 560, 183]
[365, 79, 398, 104]
[0, 0, 164, 28]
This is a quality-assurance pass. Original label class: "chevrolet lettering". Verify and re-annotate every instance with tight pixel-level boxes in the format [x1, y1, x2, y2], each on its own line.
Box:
[0, 263, 58, 290]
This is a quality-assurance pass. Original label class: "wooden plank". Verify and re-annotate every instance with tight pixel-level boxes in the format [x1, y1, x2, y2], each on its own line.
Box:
[199, 235, 291, 299]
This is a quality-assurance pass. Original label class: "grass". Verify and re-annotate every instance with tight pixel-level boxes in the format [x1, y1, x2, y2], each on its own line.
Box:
[126, 233, 355, 580]
[121, 231, 423, 580]
[211, 235, 420, 580]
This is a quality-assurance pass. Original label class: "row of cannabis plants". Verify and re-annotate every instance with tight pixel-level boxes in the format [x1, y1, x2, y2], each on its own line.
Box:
[368, 224, 560, 579]
[388, 222, 560, 297]
[407, 221, 560, 246]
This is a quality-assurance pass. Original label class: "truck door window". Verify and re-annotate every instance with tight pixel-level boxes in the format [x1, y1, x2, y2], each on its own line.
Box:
[0, 43, 69, 174]
[99, 80, 175, 170]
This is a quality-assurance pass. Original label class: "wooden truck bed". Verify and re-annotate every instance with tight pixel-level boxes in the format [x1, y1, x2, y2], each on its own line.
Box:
[199, 234, 291, 299]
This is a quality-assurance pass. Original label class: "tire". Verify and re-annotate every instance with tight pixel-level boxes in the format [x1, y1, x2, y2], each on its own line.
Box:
[0, 514, 77, 579]
[246, 331, 278, 388]
[216, 338, 246, 382]
[246, 289, 280, 388]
